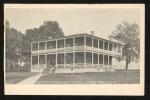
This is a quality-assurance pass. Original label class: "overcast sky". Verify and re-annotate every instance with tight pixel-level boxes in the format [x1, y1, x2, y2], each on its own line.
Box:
[5, 5, 141, 39]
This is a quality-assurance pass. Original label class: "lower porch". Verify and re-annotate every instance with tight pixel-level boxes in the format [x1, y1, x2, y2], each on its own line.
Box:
[31, 52, 113, 72]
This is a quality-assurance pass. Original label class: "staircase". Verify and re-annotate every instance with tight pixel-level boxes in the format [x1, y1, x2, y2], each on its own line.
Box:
[42, 65, 56, 74]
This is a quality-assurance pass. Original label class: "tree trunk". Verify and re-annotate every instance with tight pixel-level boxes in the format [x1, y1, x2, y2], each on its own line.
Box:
[125, 60, 129, 71]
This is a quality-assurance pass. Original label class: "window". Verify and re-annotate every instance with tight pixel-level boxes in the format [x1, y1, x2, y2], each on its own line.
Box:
[99, 40, 103, 49]
[39, 55, 45, 64]
[57, 54, 64, 64]
[57, 40, 64, 48]
[93, 53, 98, 64]
[109, 56, 112, 65]
[109, 43, 112, 51]
[32, 43, 38, 51]
[32, 55, 38, 65]
[104, 55, 108, 65]
[86, 37, 92, 46]
[66, 53, 73, 64]
[75, 52, 84, 63]
[93, 39, 98, 48]
[99, 54, 103, 64]
[75, 37, 84, 46]
[86, 52, 92, 64]
[47, 41, 56, 49]
[39, 42, 46, 50]
[104, 42, 108, 50]
[66, 38, 73, 47]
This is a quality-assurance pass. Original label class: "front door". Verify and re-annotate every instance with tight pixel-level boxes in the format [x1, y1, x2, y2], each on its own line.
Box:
[47, 54, 56, 68]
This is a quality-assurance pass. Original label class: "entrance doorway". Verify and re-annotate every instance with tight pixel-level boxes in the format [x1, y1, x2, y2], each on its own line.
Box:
[47, 54, 56, 68]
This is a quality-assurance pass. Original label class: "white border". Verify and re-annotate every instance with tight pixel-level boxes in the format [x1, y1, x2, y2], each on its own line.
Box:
[4, 4, 145, 95]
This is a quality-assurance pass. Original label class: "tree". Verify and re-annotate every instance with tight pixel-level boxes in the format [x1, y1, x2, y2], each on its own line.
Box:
[5, 20, 24, 72]
[109, 21, 140, 70]
[22, 20, 64, 65]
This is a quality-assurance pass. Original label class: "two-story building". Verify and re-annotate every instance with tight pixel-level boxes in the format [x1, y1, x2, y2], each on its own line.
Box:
[31, 33, 122, 72]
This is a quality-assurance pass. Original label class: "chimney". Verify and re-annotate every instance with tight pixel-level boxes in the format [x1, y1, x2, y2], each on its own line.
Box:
[90, 31, 94, 35]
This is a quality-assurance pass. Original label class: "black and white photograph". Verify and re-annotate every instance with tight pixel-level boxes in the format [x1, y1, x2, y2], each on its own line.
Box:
[4, 4, 145, 95]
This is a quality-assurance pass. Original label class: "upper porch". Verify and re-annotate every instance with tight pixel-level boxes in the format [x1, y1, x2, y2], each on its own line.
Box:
[31, 34, 122, 56]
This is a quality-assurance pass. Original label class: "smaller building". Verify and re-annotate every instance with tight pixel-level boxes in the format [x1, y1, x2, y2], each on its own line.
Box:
[31, 33, 122, 72]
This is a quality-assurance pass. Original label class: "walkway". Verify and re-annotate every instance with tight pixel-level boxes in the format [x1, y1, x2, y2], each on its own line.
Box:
[17, 74, 44, 84]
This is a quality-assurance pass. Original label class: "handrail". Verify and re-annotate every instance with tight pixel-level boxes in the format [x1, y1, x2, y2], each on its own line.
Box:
[49, 65, 56, 74]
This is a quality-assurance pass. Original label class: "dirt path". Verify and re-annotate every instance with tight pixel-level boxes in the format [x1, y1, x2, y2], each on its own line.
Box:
[17, 74, 44, 84]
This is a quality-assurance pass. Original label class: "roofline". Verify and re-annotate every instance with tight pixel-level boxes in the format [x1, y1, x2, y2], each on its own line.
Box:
[32, 33, 122, 45]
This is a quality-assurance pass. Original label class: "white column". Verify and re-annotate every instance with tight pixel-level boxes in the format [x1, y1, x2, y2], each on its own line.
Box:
[45, 54, 47, 68]
[98, 54, 99, 69]
[112, 43, 114, 56]
[56, 53, 57, 68]
[108, 55, 109, 69]
[38, 54, 40, 72]
[108, 42, 109, 69]
[31, 55, 32, 72]
[73, 53, 75, 69]
[56, 40, 57, 51]
[73, 37, 75, 69]
[98, 39, 99, 69]
[92, 37, 93, 68]
[84, 35, 86, 68]
[103, 41, 105, 68]
[103, 54, 105, 68]
[31, 43, 32, 72]
[38, 42, 40, 72]
[64, 39, 66, 68]
[64, 53, 66, 68]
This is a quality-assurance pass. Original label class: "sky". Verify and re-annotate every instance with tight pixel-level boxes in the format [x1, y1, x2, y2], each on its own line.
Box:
[5, 5, 141, 39]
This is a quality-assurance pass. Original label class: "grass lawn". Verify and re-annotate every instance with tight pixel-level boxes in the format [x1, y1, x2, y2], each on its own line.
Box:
[5, 72, 38, 84]
[36, 70, 140, 84]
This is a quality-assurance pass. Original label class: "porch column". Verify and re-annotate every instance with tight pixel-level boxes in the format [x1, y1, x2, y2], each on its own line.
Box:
[37, 42, 40, 71]
[64, 39, 66, 68]
[38, 54, 40, 71]
[56, 53, 57, 68]
[92, 37, 93, 68]
[103, 41, 104, 68]
[103, 54, 104, 68]
[98, 39, 99, 69]
[112, 43, 114, 56]
[31, 43, 32, 71]
[31, 55, 32, 71]
[108, 42, 109, 69]
[64, 53, 66, 68]
[56, 39, 57, 51]
[84, 35, 86, 68]
[45, 54, 47, 68]
[73, 37, 75, 69]
[108, 55, 109, 68]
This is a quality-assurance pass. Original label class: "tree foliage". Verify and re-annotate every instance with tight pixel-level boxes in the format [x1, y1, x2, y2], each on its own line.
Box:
[109, 21, 140, 70]
[22, 20, 64, 56]
[5, 20, 64, 71]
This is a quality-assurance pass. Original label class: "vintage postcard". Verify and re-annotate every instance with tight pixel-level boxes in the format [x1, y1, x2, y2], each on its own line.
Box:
[4, 4, 145, 95]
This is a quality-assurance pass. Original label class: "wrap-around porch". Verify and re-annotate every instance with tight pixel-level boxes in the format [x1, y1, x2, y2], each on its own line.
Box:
[31, 52, 113, 71]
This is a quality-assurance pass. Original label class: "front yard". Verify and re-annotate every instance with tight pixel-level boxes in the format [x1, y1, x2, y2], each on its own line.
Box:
[5, 72, 38, 84]
[36, 70, 140, 84]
